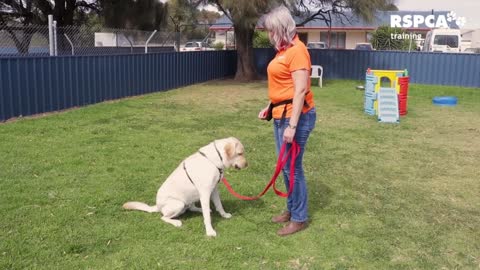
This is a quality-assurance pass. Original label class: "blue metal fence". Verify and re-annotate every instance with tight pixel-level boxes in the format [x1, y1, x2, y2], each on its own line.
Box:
[255, 49, 480, 88]
[1, 48, 478, 122]
[0, 51, 236, 122]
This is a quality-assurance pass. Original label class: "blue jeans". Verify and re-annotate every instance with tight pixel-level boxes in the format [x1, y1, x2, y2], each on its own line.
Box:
[273, 107, 316, 222]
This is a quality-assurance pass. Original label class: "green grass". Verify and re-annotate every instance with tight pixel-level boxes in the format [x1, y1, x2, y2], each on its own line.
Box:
[1, 80, 479, 269]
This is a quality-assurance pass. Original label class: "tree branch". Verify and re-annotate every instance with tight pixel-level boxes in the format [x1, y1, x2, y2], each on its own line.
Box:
[210, 0, 232, 22]
[76, 0, 100, 12]
[33, 0, 53, 15]
[296, 9, 331, 27]
[1, 0, 26, 14]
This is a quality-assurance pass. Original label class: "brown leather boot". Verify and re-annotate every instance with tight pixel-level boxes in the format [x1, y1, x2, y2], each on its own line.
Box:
[271, 211, 291, 223]
[277, 221, 307, 236]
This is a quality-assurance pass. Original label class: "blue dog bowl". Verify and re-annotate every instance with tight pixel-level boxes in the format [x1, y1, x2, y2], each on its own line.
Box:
[432, 96, 458, 106]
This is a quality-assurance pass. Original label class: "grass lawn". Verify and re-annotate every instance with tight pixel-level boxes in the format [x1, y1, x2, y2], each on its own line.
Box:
[1, 79, 479, 269]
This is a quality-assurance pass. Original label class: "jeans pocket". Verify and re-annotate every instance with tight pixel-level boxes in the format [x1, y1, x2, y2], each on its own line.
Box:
[301, 108, 316, 132]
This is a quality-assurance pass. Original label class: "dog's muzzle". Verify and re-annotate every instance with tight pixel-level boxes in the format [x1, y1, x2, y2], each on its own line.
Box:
[234, 161, 248, 170]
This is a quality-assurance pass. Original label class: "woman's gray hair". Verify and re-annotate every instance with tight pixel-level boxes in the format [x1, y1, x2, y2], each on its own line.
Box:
[263, 6, 297, 51]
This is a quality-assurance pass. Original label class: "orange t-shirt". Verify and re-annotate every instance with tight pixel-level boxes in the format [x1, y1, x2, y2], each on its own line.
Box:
[267, 36, 315, 119]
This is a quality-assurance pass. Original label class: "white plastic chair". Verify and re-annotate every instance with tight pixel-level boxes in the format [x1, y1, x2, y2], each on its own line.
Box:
[311, 65, 323, 88]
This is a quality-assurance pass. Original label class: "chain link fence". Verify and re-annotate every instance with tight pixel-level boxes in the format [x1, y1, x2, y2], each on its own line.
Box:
[0, 22, 176, 57]
[58, 25, 175, 55]
[180, 24, 236, 51]
[0, 21, 235, 57]
[0, 23, 50, 56]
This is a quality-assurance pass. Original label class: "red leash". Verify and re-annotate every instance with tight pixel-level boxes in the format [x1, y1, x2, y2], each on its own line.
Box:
[222, 141, 300, 200]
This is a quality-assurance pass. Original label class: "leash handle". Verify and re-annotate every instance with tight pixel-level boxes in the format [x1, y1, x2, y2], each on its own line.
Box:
[273, 141, 300, 198]
[273, 141, 300, 197]
[222, 140, 300, 200]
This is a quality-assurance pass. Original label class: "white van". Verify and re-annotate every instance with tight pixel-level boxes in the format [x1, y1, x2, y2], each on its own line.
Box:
[423, 29, 462, 53]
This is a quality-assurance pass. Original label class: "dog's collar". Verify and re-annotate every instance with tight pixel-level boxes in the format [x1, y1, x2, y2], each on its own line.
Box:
[198, 151, 224, 176]
[183, 158, 223, 187]
[183, 141, 225, 188]
[198, 140, 224, 173]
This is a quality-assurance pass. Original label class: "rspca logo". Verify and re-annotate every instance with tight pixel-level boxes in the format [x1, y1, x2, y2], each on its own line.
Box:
[390, 11, 467, 29]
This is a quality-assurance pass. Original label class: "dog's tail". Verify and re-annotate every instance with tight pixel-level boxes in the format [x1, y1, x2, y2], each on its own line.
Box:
[122, 201, 159, 213]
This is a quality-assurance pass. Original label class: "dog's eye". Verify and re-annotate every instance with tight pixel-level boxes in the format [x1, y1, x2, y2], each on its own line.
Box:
[238, 152, 243, 156]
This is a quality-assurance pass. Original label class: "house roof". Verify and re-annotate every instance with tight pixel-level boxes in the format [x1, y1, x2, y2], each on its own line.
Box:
[210, 10, 458, 32]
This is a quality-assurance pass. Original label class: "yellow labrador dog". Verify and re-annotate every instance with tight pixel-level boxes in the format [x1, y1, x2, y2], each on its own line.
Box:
[123, 137, 247, 237]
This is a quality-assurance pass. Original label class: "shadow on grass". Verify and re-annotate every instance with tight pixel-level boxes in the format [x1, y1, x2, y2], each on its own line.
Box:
[309, 181, 334, 220]
[173, 198, 266, 222]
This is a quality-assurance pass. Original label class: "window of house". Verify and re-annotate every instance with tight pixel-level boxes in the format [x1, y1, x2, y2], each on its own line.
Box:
[298, 33, 308, 45]
[320, 32, 346, 49]
[366, 32, 373, 42]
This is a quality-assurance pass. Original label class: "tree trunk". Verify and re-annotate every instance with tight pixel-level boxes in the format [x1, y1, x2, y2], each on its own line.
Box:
[53, 0, 66, 26]
[53, 0, 77, 55]
[65, 0, 76, 25]
[233, 24, 259, 81]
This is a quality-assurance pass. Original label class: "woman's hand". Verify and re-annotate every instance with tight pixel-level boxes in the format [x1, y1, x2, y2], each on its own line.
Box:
[258, 106, 270, 120]
[283, 125, 296, 143]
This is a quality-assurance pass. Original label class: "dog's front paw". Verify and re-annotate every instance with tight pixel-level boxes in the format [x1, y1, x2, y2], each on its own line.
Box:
[171, 220, 182, 227]
[221, 212, 232, 219]
[206, 229, 217, 237]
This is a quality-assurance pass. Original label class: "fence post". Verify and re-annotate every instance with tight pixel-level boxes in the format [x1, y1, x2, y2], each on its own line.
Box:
[123, 33, 134, 53]
[64, 33, 74, 55]
[48, 15, 54, 56]
[145, 30, 158, 54]
[53, 20, 58, 56]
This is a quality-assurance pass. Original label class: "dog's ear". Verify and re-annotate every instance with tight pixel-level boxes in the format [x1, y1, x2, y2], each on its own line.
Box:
[224, 142, 236, 159]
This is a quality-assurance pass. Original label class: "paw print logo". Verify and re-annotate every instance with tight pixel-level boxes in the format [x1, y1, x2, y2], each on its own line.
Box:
[447, 11, 457, 22]
[447, 11, 467, 28]
[455, 17, 467, 28]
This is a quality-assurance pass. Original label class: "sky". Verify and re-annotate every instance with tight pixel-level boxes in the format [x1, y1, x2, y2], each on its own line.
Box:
[395, 0, 480, 29]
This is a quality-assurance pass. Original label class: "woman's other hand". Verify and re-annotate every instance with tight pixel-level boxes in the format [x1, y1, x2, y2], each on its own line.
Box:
[258, 106, 269, 120]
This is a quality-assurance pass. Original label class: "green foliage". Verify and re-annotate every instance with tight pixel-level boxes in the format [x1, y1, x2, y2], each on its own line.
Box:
[253, 31, 272, 48]
[101, 0, 168, 30]
[371, 25, 417, 51]
[1, 80, 479, 269]
[197, 9, 222, 24]
[212, 41, 225, 50]
[167, 0, 198, 28]
[167, 0, 218, 43]
[83, 14, 104, 32]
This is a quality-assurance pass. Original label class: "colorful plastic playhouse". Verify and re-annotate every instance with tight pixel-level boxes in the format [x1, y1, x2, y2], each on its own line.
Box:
[364, 68, 409, 123]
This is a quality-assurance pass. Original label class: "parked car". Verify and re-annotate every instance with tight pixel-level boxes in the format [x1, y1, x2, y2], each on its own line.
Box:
[180, 41, 213, 52]
[307, 42, 328, 49]
[463, 47, 480, 54]
[355, 43, 374, 50]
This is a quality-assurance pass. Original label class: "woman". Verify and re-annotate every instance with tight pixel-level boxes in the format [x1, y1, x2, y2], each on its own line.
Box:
[258, 6, 316, 236]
